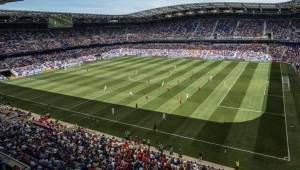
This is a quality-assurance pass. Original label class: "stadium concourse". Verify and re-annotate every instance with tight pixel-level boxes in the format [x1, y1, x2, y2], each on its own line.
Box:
[0, 1, 300, 170]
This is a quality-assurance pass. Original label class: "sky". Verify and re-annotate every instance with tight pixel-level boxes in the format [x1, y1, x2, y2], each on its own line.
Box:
[0, 0, 290, 15]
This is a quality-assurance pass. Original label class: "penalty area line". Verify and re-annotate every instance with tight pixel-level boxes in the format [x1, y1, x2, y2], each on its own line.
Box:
[217, 65, 245, 106]
[0, 93, 289, 162]
[218, 105, 284, 117]
[67, 96, 102, 110]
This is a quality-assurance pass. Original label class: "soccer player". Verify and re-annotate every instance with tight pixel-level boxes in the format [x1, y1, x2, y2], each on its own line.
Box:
[162, 113, 166, 120]
[129, 91, 133, 96]
[147, 139, 151, 147]
[112, 107, 115, 116]
[153, 123, 157, 132]
[104, 85, 107, 93]
[161, 81, 165, 88]
[145, 95, 149, 100]
[186, 93, 189, 100]
[179, 98, 182, 105]
[209, 75, 213, 81]
[235, 160, 240, 170]
[169, 146, 174, 156]
[136, 103, 138, 109]
[158, 143, 164, 155]
[198, 152, 203, 161]
[124, 130, 130, 140]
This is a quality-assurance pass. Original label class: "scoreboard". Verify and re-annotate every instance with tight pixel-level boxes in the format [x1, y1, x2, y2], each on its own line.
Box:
[48, 15, 73, 28]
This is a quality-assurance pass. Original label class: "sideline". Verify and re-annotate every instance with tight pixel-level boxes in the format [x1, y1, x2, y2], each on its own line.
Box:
[0, 93, 289, 162]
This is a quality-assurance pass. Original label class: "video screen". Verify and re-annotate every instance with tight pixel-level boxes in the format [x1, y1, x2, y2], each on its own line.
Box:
[48, 15, 73, 28]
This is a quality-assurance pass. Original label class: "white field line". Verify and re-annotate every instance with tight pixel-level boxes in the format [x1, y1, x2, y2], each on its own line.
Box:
[67, 90, 115, 109]
[264, 81, 268, 96]
[280, 64, 291, 161]
[266, 94, 283, 98]
[264, 80, 283, 98]
[27, 77, 50, 83]
[68, 97, 100, 110]
[218, 105, 284, 117]
[28, 93, 48, 101]
[0, 93, 289, 162]
[217, 65, 245, 106]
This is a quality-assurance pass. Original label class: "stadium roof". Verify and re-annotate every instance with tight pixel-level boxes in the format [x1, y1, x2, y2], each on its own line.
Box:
[0, 0, 299, 24]
[0, 0, 295, 15]
[129, 0, 300, 17]
[0, 0, 22, 5]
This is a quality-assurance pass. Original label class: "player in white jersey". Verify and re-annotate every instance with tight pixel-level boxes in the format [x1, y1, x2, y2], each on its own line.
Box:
[104, 85, 107, 93]
[112, 107, 115, 116]
[162, 113, 166, 120]
[161, 81, 165, 88]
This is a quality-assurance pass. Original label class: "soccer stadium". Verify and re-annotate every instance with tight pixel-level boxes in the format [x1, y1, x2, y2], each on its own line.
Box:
[0, 0, 300, 169]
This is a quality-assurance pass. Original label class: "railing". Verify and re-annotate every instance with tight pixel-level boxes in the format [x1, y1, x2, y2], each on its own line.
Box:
[0, 152, 30, 170]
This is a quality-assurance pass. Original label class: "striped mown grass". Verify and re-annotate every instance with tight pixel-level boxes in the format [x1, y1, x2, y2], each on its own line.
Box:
[1, 57, 299, 170]
[5, 57, 279, 123]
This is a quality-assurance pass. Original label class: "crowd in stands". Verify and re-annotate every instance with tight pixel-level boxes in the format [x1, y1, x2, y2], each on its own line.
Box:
[0, 17, 299, 78]
[101, 44, 271, 62]
[0, 18, 300, 55]
[0, 27, 126, 54]
[214, 19, 237, 37]
[269, 44, 300, 74]
[266, 20, 291, 40]
[0, 105, 223, 170]
[234, 19, 264, 37]
[4, 47, 113, 77]
[1, 43, 299, 78]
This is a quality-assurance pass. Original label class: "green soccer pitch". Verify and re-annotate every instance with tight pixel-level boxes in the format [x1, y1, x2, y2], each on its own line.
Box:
[1, 56, 300, 170]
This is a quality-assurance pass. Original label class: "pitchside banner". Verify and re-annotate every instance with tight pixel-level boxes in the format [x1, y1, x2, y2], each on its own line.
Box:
[48, 15, 73, 28]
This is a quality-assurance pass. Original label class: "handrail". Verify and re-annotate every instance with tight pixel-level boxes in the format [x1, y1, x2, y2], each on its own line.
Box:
[0, 152, 30, 170]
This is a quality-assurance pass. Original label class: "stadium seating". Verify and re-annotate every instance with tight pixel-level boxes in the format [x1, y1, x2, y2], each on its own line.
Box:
[0, 18, 300, 55]
[2, 43, 299, 78]
[0, 105, 224, 170]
